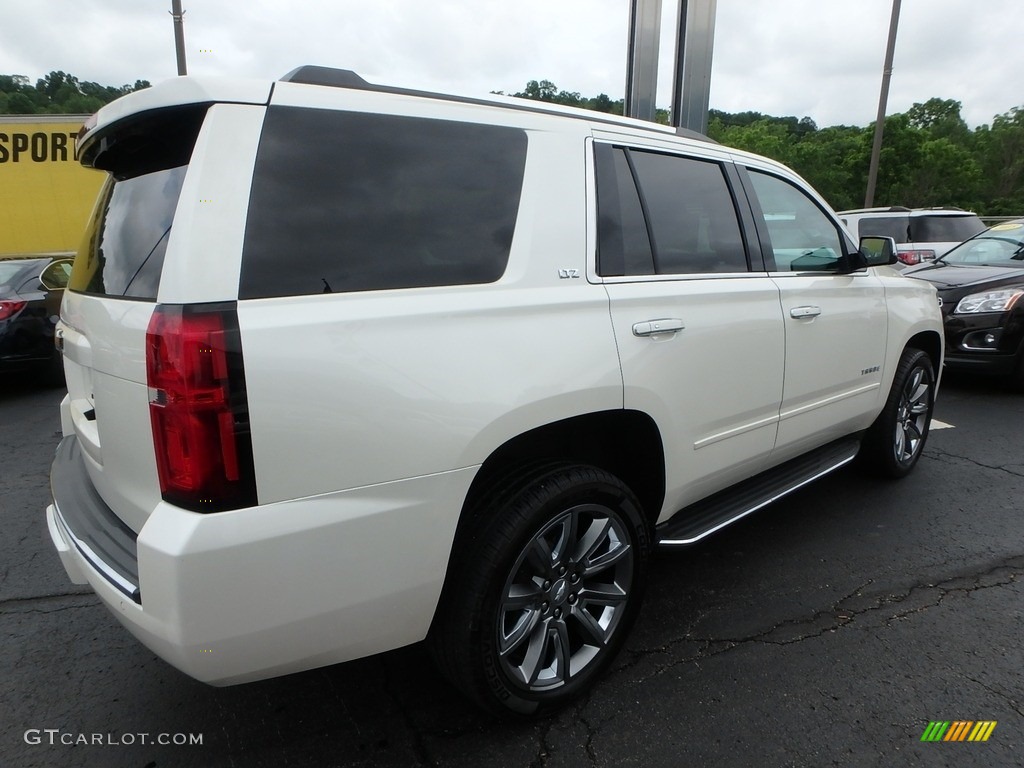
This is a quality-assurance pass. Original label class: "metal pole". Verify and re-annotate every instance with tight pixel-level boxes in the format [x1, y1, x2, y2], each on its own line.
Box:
[170, 0, 188, 76]
[670, 0, 717, 135]
[864, 0, 901, 208]
[625, 0, 663, 122]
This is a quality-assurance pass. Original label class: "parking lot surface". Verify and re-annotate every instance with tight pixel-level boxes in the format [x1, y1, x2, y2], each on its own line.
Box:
[2, 374, 1021, 767]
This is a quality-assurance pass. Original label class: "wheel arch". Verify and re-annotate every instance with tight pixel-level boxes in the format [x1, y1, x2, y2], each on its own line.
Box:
[460, 410, 665, 537]
[905, 329, 942, 377]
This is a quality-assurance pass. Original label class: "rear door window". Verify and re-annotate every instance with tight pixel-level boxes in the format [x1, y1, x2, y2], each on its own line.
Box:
[595, 144, 749, 276]
[240, 107, 528, 298]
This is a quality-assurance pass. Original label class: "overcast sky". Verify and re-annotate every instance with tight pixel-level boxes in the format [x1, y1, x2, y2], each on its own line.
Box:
[0, 0, 1018, 129]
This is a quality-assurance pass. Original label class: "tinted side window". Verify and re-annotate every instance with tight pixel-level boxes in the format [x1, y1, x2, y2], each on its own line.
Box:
[748, 171, 845, 272]
[69, 166, 187, 299]
[240, 108, 528, 298]
[629, 150, 748, 274]
[595, 145, 654, 276]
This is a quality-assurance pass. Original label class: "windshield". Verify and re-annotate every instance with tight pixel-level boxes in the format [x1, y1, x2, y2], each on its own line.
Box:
[940, 221, 1024, 266]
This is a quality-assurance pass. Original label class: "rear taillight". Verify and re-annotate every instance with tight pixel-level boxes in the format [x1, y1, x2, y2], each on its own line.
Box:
[897, 249, 936, 266]
[146, 303, 256, 512]
[0, 300, 27, 321]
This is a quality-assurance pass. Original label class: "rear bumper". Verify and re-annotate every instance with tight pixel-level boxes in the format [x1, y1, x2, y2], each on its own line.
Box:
[48, 435, 473, 685]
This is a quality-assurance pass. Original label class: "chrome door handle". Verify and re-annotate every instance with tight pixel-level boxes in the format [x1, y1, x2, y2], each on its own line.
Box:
[789, 306, 821, 319]
[632, 318, 685, 337]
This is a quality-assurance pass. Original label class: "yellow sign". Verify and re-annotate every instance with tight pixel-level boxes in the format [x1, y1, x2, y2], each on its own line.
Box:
[0, 115, 105, 255]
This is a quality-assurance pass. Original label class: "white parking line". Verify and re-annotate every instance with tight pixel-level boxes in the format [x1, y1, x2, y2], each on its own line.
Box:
[930, 419, 955, 430]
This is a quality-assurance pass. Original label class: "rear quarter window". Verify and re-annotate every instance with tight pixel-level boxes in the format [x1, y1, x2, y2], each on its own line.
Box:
[240, 107, 529, 298]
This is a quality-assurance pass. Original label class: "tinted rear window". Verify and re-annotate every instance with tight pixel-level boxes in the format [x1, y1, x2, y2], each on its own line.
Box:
[70, 104, 206, 300]
[910, 215, 985, 242]
[855, 215, 909, 242]
[240, 107, 528, 298]
[854, 213, 986, 244]
[70, 166, 187, 299]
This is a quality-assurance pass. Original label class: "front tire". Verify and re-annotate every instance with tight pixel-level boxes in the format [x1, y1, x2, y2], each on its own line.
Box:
[1010, 349, 1024, 393]
[859, 347, 935, 478]
[430, 464, 650, 717]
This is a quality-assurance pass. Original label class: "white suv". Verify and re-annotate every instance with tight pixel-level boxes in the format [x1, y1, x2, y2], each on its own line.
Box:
[47, 66, 943, 717]
[839, 206, 986, 268]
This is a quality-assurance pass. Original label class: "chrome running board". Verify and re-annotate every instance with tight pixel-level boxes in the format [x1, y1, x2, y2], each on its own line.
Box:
[656, 436, 861, 546]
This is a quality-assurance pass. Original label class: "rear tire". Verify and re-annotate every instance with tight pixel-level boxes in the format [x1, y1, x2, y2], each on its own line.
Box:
[859, 347, 935, 478]
[430, 463, 650, 717]
[38, 350, 66, 388]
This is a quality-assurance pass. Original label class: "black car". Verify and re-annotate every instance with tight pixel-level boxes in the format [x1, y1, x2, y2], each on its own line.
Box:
[904, 220, 1024, 389]
[0, 255, 73, 383]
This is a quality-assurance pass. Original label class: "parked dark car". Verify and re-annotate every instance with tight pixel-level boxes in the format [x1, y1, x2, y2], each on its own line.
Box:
[904, 220, 1024, 389]
[0, 254, 73, 383]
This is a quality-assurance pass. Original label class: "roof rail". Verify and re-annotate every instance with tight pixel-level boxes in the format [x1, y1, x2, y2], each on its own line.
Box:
[279, 66, 370, 89]
[276, 64, 717, 144]
[676, 125, 718, 144]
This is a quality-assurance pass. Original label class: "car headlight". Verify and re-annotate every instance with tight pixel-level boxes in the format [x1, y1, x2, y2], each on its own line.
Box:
[953, 288, 1024, 314]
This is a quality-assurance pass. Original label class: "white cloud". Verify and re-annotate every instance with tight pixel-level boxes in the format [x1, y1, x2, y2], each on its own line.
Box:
[0, 0, 1019, 128]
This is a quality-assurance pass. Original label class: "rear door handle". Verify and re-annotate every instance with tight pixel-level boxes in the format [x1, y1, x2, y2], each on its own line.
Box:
[632, 318, 685, 337]
[789, 306, 822, 319]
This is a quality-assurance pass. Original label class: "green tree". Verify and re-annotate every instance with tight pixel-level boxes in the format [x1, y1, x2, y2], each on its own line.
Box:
[906, 97, 970, 144]
[503, 79, 1024, 216]
[974, 107, 1024, 213]
[790, 126, 868, 211]
[710, 118, 797, 166]
[1, 70, 149, 114]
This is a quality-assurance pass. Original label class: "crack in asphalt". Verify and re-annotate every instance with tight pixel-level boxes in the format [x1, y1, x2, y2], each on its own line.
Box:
[577, 713, 599, 767]
[961, 674, 1024, 720]
[530, 719, 555, 768]
[0, 590, 96, 612]
[621, 555, 1023, 684]
[925, 447, 1024, 479]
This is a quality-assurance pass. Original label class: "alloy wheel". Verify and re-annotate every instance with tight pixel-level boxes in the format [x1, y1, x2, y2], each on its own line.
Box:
[496, 503, 634, 692]
[894, 363, 932, 465]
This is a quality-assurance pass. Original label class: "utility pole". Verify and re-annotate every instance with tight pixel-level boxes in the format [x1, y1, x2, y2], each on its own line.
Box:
[170, 0, 188, 76]
[864, 0, 901, 208]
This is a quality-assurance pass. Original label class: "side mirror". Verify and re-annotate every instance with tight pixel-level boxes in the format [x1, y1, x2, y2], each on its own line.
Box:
[40, 259, 73, 291]
[859, 235, 898, 267]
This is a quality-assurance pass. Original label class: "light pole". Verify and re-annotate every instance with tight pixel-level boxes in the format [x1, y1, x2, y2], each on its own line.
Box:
[170, 0, 188, 76]
[864, 0, 902, 208]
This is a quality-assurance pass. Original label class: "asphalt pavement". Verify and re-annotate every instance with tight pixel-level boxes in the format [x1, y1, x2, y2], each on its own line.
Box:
[1, 372, 1021, 768]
